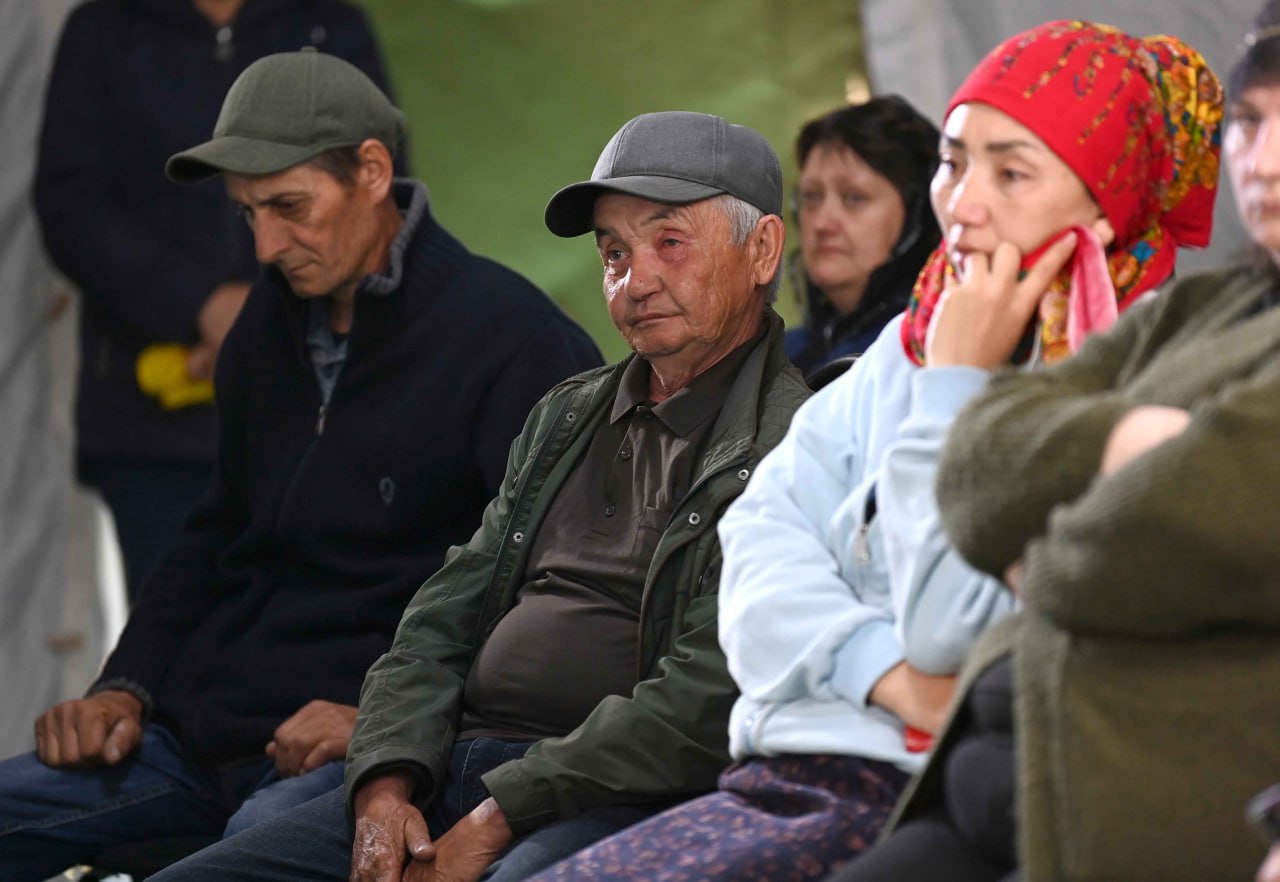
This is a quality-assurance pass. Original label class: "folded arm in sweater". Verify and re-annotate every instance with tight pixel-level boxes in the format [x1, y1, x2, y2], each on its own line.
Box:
[1022, 360, 1280, 637]
[935, 298, 1156, 576]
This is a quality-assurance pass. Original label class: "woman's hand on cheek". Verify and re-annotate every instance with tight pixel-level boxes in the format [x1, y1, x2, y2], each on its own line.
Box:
[925, 232, 1077, 369]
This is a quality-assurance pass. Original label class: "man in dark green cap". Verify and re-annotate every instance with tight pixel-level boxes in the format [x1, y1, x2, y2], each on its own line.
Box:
[144, 110, 809, 882]
[35, 0, 397, 609]
[0, 48, 600, 880]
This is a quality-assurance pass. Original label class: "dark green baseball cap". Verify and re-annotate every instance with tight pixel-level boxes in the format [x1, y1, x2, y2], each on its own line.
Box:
[166, 47, 405, 183]
[544, 111, 783, 238]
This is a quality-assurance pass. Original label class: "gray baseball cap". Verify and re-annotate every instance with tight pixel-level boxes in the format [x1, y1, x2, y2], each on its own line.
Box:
[544, 111, 783, 238]
[166, 47, 405, 183]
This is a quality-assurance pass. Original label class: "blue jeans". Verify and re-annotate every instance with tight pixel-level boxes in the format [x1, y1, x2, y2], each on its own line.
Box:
[0, 724, 271, 881]
[150, 738, 660, 881]
[223, 759, 346, 838]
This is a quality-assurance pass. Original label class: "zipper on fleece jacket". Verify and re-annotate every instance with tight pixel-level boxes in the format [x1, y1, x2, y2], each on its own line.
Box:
[853, 483, 878, 565]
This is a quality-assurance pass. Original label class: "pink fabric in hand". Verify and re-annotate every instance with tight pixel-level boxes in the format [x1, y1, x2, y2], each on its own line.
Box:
[1065, 224, 1118, 353]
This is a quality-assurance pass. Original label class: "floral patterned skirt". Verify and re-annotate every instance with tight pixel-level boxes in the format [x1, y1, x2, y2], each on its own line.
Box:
[526, 753, 910, 881]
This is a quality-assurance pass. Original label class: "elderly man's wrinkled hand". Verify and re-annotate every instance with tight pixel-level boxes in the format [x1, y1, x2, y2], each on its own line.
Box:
[350, 772, 434, 882]
[34, 690, 143, 768]
[402, 797, 512, 882]
[267, 699, 357, 777]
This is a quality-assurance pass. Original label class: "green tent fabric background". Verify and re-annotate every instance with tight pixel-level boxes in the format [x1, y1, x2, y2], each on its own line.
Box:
[362, 0, 863, 360]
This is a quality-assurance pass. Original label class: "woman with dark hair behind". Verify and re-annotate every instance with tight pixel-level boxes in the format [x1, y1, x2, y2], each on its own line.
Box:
[785, 96, 940, 379]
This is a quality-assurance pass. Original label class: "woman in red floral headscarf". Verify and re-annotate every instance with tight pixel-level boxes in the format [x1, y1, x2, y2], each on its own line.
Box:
[903, 18, 1221, 372]
[521, 19, 1223, 882]
[840, 12, 1280, 882]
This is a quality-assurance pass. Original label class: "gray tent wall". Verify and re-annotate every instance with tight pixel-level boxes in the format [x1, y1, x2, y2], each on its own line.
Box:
[1, 0, 70, 758]
[0, 0, 107, 760]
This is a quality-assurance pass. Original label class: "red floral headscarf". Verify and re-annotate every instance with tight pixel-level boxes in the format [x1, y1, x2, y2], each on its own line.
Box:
[902, 20, 1223, 366]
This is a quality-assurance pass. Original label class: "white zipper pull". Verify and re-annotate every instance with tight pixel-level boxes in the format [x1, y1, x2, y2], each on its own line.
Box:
[316, 404, 327, 436]
[854, 523, 871, 565]
[855, 482, 877, 565]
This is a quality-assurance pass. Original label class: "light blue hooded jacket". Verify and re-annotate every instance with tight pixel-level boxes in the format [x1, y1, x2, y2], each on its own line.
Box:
[716, 314, 1015, 771]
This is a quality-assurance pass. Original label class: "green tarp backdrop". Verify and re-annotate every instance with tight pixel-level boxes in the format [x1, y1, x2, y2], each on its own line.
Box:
[362, 0, 863, 360]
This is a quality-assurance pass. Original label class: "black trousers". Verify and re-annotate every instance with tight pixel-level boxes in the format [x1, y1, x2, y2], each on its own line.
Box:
[827, 656, 1020, 882]
[827, 810, 1020, 882]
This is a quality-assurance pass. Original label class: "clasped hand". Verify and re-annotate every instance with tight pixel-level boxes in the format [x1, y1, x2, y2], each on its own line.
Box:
[351, 773, 512, 882]
[267, 699, 357, 777]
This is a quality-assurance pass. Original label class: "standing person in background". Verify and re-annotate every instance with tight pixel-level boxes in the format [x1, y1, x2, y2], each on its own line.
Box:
[529, 18, 1221, 882]
[784, 96, 939, 381]
[35, 0, 400, 602]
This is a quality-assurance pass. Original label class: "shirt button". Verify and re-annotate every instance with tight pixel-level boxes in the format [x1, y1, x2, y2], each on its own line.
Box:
[688, 512, 701, 526]
[512, 531, 524, 544]
[604, 504, 617, 517]
[619, 448, 633, 461]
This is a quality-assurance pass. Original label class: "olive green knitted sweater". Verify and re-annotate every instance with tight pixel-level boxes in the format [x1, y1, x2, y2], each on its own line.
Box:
[902, 265, 1280, 881]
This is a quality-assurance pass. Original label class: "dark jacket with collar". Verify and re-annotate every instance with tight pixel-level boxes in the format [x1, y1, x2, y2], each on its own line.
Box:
[93, 181, 603, 765]
[35, 0, 397, 471]
[346, 310, 810, 834]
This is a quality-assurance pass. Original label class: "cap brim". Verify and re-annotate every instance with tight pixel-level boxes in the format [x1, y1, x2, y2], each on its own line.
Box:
[544, 175, 724, 237]
[165, 135, 337, 183]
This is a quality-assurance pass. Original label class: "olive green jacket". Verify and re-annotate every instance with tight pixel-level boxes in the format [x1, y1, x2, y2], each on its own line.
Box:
[896, 266, 1280, 880]
[345, 311, 809, 835]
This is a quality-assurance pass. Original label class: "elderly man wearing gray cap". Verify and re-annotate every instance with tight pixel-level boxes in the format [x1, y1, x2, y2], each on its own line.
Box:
[0, 48, 601, 880]
[145, 110, 809, 882]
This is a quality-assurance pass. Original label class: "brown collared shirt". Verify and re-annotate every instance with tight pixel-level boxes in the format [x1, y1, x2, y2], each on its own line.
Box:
[459, 334, 760, 742]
